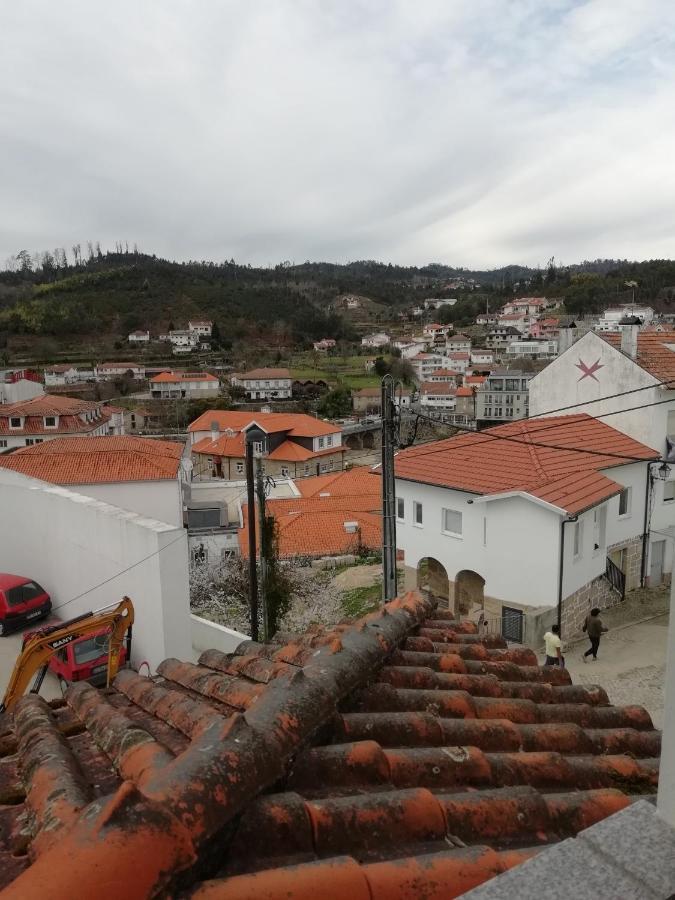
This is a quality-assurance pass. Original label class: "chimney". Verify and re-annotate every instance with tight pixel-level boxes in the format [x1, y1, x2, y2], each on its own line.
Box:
[557, 323, 576, 355]
[210, 420, 220, 443]
[620, 318, 640, 359]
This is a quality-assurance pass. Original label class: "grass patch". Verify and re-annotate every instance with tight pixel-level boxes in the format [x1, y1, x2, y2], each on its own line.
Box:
[341, 583, 383, 618]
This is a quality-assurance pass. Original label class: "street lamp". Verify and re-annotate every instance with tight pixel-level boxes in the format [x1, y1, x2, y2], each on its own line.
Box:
[657, 461, 672, 481]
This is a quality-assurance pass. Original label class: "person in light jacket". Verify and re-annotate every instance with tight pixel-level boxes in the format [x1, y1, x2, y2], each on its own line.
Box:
[582, 607, 608, 662]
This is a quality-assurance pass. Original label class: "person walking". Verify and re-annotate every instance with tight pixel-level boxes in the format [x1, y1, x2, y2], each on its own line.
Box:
[543, 624, 564, 667]
[583, 608, 608, 662]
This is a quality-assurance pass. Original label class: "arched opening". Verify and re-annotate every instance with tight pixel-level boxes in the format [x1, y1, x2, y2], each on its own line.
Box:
[344, 433, 361, 451]
[417, 557, 450, 608]
[362, 431, 375, 450]
[455, 569, 485, 617]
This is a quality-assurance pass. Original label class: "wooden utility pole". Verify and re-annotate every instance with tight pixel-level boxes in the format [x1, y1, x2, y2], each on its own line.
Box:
[381, 374, 398, 602]
[245, 435, 259, 641]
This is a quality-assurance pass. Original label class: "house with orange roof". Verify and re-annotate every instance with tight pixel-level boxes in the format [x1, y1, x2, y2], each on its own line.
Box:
[427, 368, 460, 384]
[188, 409, 344, 480]
[0, 394, 123, 451]
[0, 435, 185, 526]
[396, 415, 659, 644]
[239, 466, 381, 560]
[150, 371, 220, 400]
[530, 324, 675, 589]
[418, 381, 457, 412]
[239, 367, 292, 400]
[94, 361, 145, 380]
[454, 385, 476, 419]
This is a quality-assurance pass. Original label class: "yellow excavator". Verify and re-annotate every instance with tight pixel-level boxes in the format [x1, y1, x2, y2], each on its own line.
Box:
[0, 597, 134, 713]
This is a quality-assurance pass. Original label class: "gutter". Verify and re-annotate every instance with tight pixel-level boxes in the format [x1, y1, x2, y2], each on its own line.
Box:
[557, 515, 578, 635]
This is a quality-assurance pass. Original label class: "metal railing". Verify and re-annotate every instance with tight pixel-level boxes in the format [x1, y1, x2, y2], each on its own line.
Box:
[604, 556, 626, 600]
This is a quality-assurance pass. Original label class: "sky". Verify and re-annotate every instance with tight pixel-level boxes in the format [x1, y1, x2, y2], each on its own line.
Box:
[2, 0, 675, 270]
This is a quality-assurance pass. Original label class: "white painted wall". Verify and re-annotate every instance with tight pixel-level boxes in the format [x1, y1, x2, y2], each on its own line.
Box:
[76, 478, 183, 527]
[529, 330, 674, 454]
[0, 469, 191, 673]
[0, 380, 44, 403]
[190, 614, 248, 659]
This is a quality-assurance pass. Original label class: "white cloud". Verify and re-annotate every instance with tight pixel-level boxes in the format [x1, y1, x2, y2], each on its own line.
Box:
[1, 0, 674, 267]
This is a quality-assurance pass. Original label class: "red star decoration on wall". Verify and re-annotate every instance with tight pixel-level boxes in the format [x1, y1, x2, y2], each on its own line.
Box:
[576, 358, 604, 382]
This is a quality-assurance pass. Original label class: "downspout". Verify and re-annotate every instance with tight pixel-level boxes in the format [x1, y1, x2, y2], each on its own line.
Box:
[557, 515, 578, 635]
[641, 462, 654, 588]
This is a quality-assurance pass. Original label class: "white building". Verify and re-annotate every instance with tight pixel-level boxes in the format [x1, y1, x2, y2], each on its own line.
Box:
[485, 326, 523, 349]
[239, 368, 292, 400]
[0, 395, 122, 451]
[168, 330, 200, 350]
[445, 334, 472, 353]
[313, 339, 336, 351]
[95, 362, 145, 381]
[446, 352, 471, 374]
[44, 365, 79, 387]
[474, 370, 533, 423]
[150, 371, 220, 400]
[502, 297, 552, 316]
[396, 416, 659, 645]
[423, 323, 453, 339]
[593, 305, 655, 333]
[506, 338, 558, 359]
[128, 330, 150, 343]
[418, 383, 457, 411]
[428, 368, 459, 383]
[476, 313, 499, 326]
[529, 326, 675, 584]
[497, 313, 530, 334]
[361, 333, 390, 348]
[410, 353, 447, 383]
[0, 436, 186, 528]
[0, 369, 44, 404]
[424, 298, 457, 310]
[188, 320, 213, 337]
[470, 349, 494, 366]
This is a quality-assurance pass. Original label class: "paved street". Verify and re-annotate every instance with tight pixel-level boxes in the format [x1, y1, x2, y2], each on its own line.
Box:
[564, 614, 668, 729]
[0, 627, 61, 705]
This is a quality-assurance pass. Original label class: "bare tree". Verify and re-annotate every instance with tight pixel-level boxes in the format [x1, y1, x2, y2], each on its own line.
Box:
[87, 241, 94, 261]
[95, 241, 102, 259]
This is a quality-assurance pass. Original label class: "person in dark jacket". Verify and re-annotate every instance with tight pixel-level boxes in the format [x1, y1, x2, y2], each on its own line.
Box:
[582, 607, 608, 661]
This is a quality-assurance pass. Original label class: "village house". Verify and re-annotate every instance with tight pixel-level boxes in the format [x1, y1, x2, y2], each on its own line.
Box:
[447, 351, 471, 374]
[168, 330, 200, 353]
[239, 466, 381, 561]
[397, 415, 659, 644]
[445, 333, 472, 353]
[313, 338, 336, 351]
[238, 367, 292, 400]
[0, 435, 186, 527]
[470, 348, 494, 366]
[352, 387, 412, 415]
[474, 369, 533, 423]
[422, 323, 453, 340]
[149, 371, 220, 400]
[464, 373, 488, 389]
[361, 332, 390, 348]
[506, 337, 558, 359]
[529, 317, 560, 339]
[124, 406, 160, 434]
[454, 384, 476, 419]
[593, 304, 655, 332]
[529, 325, 675, 587]
[128, 330, 150, 343]
[502, 297, 553, 316]
[188, 319, 213, 336]
[44, 364, 79, 387]
[485, 325, 523, 350]
[0, 368, 43, 404]
[418, 382, 457, 412]
[95, 362, 145, 381]
[410, 352, 447, 383]
[423, 297, 457, 309]
[427, 367, 460, 384]
[0, 394, 123, 450]
[188, 410, 344, 480]
[496, 312, 530, 334]
[476, 311, 499, 326]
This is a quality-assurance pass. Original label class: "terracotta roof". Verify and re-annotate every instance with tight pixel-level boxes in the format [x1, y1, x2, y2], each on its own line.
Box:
[192, 433, 246, 457]
[97, 362, 143, 369]
[447, 333, 471, 341]
[295, 465, 379, 497]
[188, 410, 339, 438]
[239, 367, 291, 380]
[0, 436, 184, 484]
[0, 395, 112, 436]
[266, 440, 341, 462]
[456, 386, 474, 396]
[419, 382, 456, 395]
[0, 593, 660, 897]
[44, 364, 76, 373]
[429, 368, 459, 378]
[394, 414, 658, 514]
[465, 375, 488, 384]
[449, 352, 470, 361]
[151, 371, 218, 383]
[601, 330, 675, 383]
[499, 314, 527, 321]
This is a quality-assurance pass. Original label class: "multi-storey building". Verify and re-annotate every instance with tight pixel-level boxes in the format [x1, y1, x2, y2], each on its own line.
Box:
[474, 370, 533, 423]
[0, 395, 123, 450]
[238, 368, 292, 400]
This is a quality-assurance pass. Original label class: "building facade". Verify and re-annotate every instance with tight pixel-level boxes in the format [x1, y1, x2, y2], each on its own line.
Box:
[0, 395, 123, 451]
[238, 368, 292, 400]
[150, 371, 220, 400]
[474, 370, 533, 423]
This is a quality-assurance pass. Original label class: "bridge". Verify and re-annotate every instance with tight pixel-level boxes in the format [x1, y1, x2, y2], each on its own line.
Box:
[339, 417, 381, 450]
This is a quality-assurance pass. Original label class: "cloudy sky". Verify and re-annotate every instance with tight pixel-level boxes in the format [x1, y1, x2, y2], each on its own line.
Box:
[2, 0, 675, 269]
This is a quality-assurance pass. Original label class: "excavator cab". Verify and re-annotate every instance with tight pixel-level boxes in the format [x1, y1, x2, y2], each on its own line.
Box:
[0, 597, 134, 714]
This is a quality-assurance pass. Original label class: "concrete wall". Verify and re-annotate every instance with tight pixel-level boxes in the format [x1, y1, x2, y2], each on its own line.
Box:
[190, 614, 248, 659]
[0, 469, 191, 673]
[71, 479, 183, 528]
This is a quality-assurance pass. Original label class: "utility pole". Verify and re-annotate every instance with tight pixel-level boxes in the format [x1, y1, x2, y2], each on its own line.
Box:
[245, 428, 265, 642]
[255, 459, 269, 641]
[381, 374, 398, 602]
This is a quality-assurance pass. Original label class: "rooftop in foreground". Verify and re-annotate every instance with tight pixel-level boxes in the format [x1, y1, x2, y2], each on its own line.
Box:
[0, 591, 661, 898]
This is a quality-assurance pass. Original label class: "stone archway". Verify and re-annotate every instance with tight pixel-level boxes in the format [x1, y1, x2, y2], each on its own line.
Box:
[344, 433, 362, 451]
[362, 431, 375, 450]
[455, 569, 485, 617]
[417, 557, 450, 608]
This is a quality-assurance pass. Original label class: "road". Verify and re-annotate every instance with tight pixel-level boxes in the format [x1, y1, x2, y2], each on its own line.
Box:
[0, 626, 61, 705]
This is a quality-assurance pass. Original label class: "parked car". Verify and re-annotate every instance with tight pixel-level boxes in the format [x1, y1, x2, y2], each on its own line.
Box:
[0, 574, 51, 636]
[22, 622, 127, 689]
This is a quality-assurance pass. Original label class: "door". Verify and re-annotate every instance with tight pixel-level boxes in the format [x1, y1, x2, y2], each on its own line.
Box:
[650, 540, 666, 586]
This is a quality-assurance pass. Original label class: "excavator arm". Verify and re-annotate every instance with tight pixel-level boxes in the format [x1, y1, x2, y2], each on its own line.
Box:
[0, 597, 134, 713]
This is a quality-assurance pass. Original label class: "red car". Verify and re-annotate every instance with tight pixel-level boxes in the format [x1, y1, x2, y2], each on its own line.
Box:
[22, 621, 128, 690]
[0, 573, 51, 636]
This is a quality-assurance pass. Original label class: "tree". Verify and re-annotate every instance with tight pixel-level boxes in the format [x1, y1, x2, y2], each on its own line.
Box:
[317, 386, 353, 419]
[373, 356, 389, 377]
[16, 250, 32, 272]
[211, 321, 222, 346]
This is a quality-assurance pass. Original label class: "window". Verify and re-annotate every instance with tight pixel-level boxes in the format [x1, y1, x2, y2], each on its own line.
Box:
[6, 581, 45, 606]
[593, 506, 607, 552]
[618, 487, 631, 517]
[397, 498, 405, 521]
[573, 521, 583, 558]
[281, 466, 289, 477]
[25, 439, 35, 446]
[0, 440, 5, 447]
[253, 441, 264, 456]
[326, 435, 333, 447]
[318, 437, 325, 449]
[665, 481, 675, 502]
[187, 508, 221, 529]
[44, 416, 56, 427]
[442, 508, 463, 536]
[236, 462, 244, 475]
[304, 464, 310, 475]
[413, 501, 423, 526]
[9, 417, 21, 429]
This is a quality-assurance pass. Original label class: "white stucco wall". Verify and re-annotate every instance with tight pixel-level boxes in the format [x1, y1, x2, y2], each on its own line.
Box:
[0, 469, 191, 672]
[529, 330, 674, 453]
[190, 614, 248, 659]
[73, 479, 183, 528]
